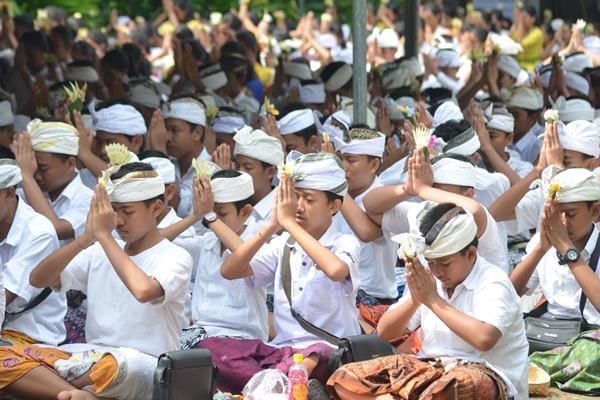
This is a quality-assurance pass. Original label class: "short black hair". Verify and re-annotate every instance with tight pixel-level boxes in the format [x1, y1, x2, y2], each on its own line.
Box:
[109, 162, 165, 205]
[222, 13, 242, 31]
[320, 62, 351, 91]
[325, 191, 344, 204]
[139, 150, 169, 160]
[72, 41, 97, 60]
[0, 145, 15, 159]
[418, 203, 478, 254]
[522, 5, 537, 19]
[101, 49, 129, 74]
[211, 169, 253, 213]
[22, 30, 49, 52]
[433, 119, 472, 143]
[51, 25, 74, 47]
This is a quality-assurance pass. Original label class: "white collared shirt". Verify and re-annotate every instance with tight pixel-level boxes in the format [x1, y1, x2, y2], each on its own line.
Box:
[334, 177, 399, 299]
[191, 229, 268, 340]
[60, 239, 193, 356]
[472, 166, 510, 210]
[245, 223, 361, 348]
[509, 122, 543, 164]
[175, 149, 211, 222]
[391, 257, 529, 400]
[525, 228, 600, 325]
[232, 91, 260, 124]
[1, 198, 66, 345]
[245, 189, 276, 238]
[158, 207, 201, 267]
[511, 185, 544, 235]
[21, 174, 93, 246]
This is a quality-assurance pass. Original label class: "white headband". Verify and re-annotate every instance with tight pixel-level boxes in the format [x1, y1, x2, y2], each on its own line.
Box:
[506, 87, 543, 111]
[432, 157, 476, 187]
[441, 127, 480, 156]
[487, 114, 514, 133]
[233, 126, 284, 166]
[543, 167, 600, 203]
[560, 120, 600, 158]
[323, 63, 353, 92]
[27, 119, 79, 156]
[211, 171, 254, 203]
[199, 65, 228, 91]
[378, 28, 400, 48]
[392, 203, 477, 259]
[142, 157, 176, 184]
[105, 171, 165, 202]
[556, 96, 595, 123]
[128, 83, 161, 109]
[433, 101, 463, 127]
[283, 62, 313, 80]
[497, 55, 521, 79]
[64, 66, 99, 83]
[277, 109, 315, 135]
[92, 103, 147, 136]
[299, 83, 326, 104]
[0, 159, 21, 189]
[436, 49, 462, 68]
[285, 151, 347, 196]
[565, 72, 590, 96]
[164, 99, 206, 127]
[332, 128, 386, 158]
[213, 115, 245, 134]
[563, 52, 593, 73]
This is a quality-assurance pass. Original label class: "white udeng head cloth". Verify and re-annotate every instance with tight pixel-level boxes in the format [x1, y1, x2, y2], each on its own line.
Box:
[432, 157, 477, 187]
[27, 119, 80, 156]
[105, 170, 165, 202]
[433, 101, 464, 127]
[233, 125, 285, 166]
[277, 109, 316, 135]
[211, 171, 254, 203]
[142, 157, 176, 184]
[441, 126, 481, 156]
[0, 101, 14, 127]
[0, 159, 22, 189]
[163, 98, 206, 127]
[506, 87, 543, 111]
[542, 167, 600, 203]
[487, 114, 515, 133]
[559, 120, 600, 158]
[285, 151, 348, 196]
[392, 202, 477, 259]
[332, 127, 386, 158]
[91, 103, 147, 136]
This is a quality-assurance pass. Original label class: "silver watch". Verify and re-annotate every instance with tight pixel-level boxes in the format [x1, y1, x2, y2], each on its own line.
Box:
[202, 211, 217, 227]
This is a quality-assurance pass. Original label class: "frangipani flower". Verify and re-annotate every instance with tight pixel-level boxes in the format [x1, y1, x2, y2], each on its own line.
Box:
[544, 109, 559, 125]
[277, 161, 294, 179]
[573, 19, 586, 31]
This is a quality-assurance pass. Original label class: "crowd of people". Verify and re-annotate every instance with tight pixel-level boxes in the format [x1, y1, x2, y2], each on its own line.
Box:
[0, 0, 599, 399]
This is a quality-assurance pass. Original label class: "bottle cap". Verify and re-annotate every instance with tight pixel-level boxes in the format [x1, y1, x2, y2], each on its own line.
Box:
[293, 353, 304, 364]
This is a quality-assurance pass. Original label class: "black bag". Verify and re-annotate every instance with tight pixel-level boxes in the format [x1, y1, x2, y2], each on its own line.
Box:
[281, 237, 395, 373]
[525, 234, 600, 354]
[152, 349, 217, 400]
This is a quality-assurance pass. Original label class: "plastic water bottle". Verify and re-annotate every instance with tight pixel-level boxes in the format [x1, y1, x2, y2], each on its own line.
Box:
[288, 353, 308, 400]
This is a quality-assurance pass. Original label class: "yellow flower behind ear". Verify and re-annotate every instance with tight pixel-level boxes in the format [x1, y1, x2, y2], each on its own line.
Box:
[277, 161, 294, 179]
[105, 143, 131, 167]
[322, 132, 330, 143]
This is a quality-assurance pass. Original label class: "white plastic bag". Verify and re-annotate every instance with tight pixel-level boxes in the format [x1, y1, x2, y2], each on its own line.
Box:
[242, 369, 291, 400]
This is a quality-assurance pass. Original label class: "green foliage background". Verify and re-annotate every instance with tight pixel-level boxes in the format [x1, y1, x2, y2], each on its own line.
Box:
[12, 0, 367, 28]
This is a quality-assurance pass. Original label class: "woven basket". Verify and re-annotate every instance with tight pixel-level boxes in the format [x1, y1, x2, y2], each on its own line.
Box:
[529, 363, 551, 397]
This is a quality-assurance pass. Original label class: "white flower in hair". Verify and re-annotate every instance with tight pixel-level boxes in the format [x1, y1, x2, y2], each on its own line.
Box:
[573, 19, 586, 31]
[544, 109, 559, 124]
[277, 161, 294, 179]
[393, 233, 425, 261]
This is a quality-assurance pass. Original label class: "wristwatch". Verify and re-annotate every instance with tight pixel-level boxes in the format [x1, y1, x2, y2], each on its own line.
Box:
[556, 248, 581, 265]
[202, 211, 218, 228]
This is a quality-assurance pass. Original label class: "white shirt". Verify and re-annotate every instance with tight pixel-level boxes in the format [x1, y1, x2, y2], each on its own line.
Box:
[506, 149, 534, 178]
[334, 178, 398, 299]
[511, 185, 544, 235]
[60, 239, 193, 356]
[510, 122, 543, 164]
[391, 257, 529, 400]
[232, 91, 260, 124]
[79, 168, 98, 190]
[158, 207, 201, 267]
[245, 224, 361, 348]
[1, 198, 66, 345]
[525, 228, 600, 325]
[20, 174, 93, 247]
[378, 156, 408, 187]
[191, 229, 268, 340]
[473, 166, 510, 210]
[175, 148, 211, 222]
[245, 189, 276, 238]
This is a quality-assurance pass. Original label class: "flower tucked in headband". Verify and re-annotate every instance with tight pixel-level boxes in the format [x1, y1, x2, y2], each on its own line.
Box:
[263, 98, 279, 116]
[277, 161, 294, 179]
[106, 143, 133, 167]
[547, 182, 560, 200]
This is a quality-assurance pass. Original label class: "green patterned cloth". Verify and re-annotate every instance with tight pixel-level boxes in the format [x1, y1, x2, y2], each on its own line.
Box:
[529, 329, 600, 396]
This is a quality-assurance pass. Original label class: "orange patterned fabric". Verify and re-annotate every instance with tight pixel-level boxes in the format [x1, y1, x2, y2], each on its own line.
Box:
[327, 355, 507, 400]
[0, 330, 38, 347]
[0, 345, 70, 388]
[89, 353, 119, 393]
